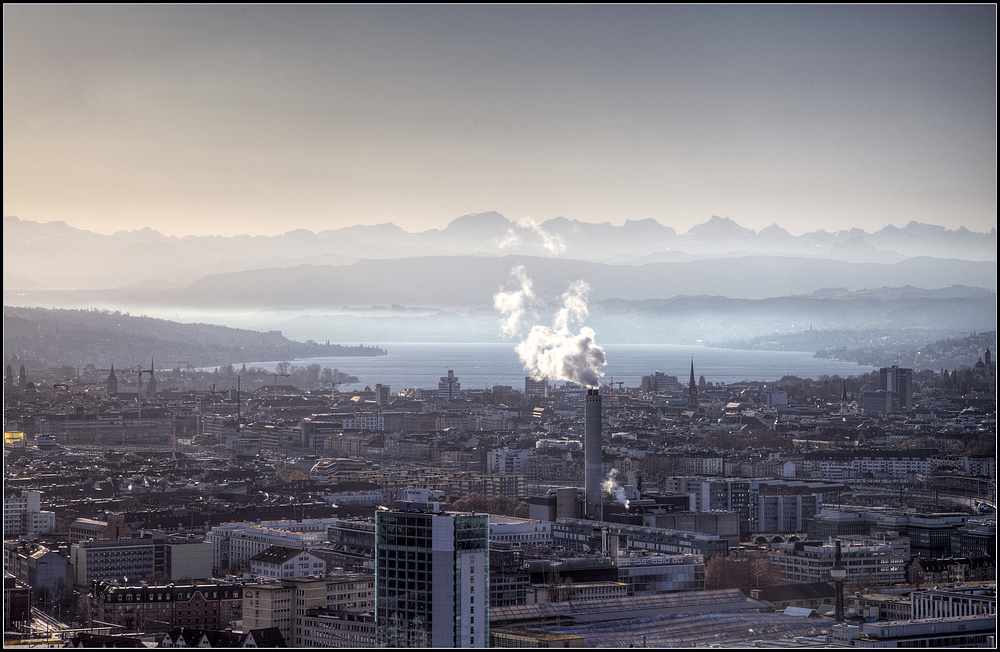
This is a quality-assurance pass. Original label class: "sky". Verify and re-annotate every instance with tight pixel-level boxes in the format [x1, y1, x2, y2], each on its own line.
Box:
[4, 5, 997, 238]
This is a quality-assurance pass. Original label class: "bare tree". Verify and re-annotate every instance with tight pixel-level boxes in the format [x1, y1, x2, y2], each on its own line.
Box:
[846, 572, 881, 595]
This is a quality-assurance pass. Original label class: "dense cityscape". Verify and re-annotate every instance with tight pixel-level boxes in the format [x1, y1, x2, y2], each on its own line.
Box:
[5, 4, 996, 649]
[3, 333, 995, 647]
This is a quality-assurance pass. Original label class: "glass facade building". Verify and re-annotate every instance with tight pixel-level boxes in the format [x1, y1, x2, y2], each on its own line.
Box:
[376, 505, 489, 647]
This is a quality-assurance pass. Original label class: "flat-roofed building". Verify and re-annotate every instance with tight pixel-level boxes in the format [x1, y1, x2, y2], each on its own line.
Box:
[71, 532, 211, 586]
[767, 536, 908, 586]
[375, 503, 489, 647]
[910, 585, 996, 620]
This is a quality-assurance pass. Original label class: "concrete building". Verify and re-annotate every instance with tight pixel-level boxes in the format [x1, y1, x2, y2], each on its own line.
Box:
[829, 616, 995, 648]
[552, 518, 731, 559]
[490, 544, 529, 607]
[910, 585, 996, 619]
[207, 518, 339, 572]
[767, 535, 909, 586]
[11, 542, 70, 606]
[489, 516, 552, 547]
[375, 503, 489, 647]
[807, 508, 976, 559]
[68, 514, 131, 543]
[640, 372, 680, 394]
[297, 607, 376, 648]
[242, 573, 375, 646]
[3, 490, 55, 537]
[71, 531, 212, 586]
[880, 365, 913, 413]
[438, 370, 461, 401]
[524, 376, 549, 397]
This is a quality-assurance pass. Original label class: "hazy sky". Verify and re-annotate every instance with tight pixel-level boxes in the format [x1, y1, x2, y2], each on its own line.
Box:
[4, 5, 996, 237]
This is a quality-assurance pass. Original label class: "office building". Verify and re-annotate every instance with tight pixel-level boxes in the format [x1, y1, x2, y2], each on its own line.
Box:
[70, 531, 212, 586]
[863, 366, 913, 415]
[524, 376, 548, 397]
[880, 365, 913, 412]
[438, 370, 461, 401]
[767, 535, 909, 586]
[375, 503, 489, 647]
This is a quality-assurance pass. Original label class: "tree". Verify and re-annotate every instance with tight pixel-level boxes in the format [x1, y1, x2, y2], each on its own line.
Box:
[750, 555, 784, 589]
[706, 554, 783, 591]
[546, 567, 574, 602]
[450, 493, 528, 518]
[705, 555, 750, 590]
[845, 572, 881, 595]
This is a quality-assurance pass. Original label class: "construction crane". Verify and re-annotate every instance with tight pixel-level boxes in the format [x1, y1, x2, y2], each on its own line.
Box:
[119, 365, 153, 443]
[51, 379, 101, 443]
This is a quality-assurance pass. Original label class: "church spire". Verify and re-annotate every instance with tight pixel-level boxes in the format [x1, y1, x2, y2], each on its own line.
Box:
[687, 357, 698, 409]
[107, 363, 118, 396]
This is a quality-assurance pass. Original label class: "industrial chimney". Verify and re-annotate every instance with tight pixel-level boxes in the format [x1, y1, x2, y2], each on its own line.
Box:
[585, 388, 602, 521]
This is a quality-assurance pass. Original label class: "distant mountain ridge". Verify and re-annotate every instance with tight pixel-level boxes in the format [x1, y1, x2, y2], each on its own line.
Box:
[4, 213, 995, 291]
[6, 254, 995, 317]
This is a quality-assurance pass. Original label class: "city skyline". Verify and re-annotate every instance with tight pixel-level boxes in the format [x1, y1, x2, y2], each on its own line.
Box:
[5, 5, 996, 238]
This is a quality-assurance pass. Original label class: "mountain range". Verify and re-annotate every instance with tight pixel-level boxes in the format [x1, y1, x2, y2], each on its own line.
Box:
[4, 212, 996, 292]
[4, 212, 995, 347]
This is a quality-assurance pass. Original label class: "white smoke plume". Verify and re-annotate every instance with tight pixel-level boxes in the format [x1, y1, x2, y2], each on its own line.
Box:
[602, 468, 628, 507]
[494, 267, 606, 388]
[494, 227, 520, 250]
[531, 223, 566, 255]
[493, 264, 537, 337]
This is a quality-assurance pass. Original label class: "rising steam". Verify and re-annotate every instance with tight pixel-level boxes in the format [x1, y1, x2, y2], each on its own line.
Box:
[494, 266, 606, 388]
[602, 468, 629, 508]
[493, 264, 537, 337]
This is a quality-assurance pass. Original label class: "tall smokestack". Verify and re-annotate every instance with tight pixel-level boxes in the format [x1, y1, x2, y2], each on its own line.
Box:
[585, 388, 602, 521]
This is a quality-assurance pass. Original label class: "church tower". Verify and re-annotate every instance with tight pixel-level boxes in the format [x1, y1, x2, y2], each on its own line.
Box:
[107, 364, 118, 396]
[146, 359, 157, 398]
[687, 357, 698, 409]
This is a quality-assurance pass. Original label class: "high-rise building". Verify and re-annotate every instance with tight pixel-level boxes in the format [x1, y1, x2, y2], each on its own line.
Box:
[880, 365, 912, 413]
[375, 503, 489, 647]
[438, 370, 461, 401]
[374, 383, 390, 406]
[864, 365, 914, 415]
[524, 376, 548, 397]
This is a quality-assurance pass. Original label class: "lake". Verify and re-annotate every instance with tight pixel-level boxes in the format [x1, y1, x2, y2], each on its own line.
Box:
[227, 342, 876, 390]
